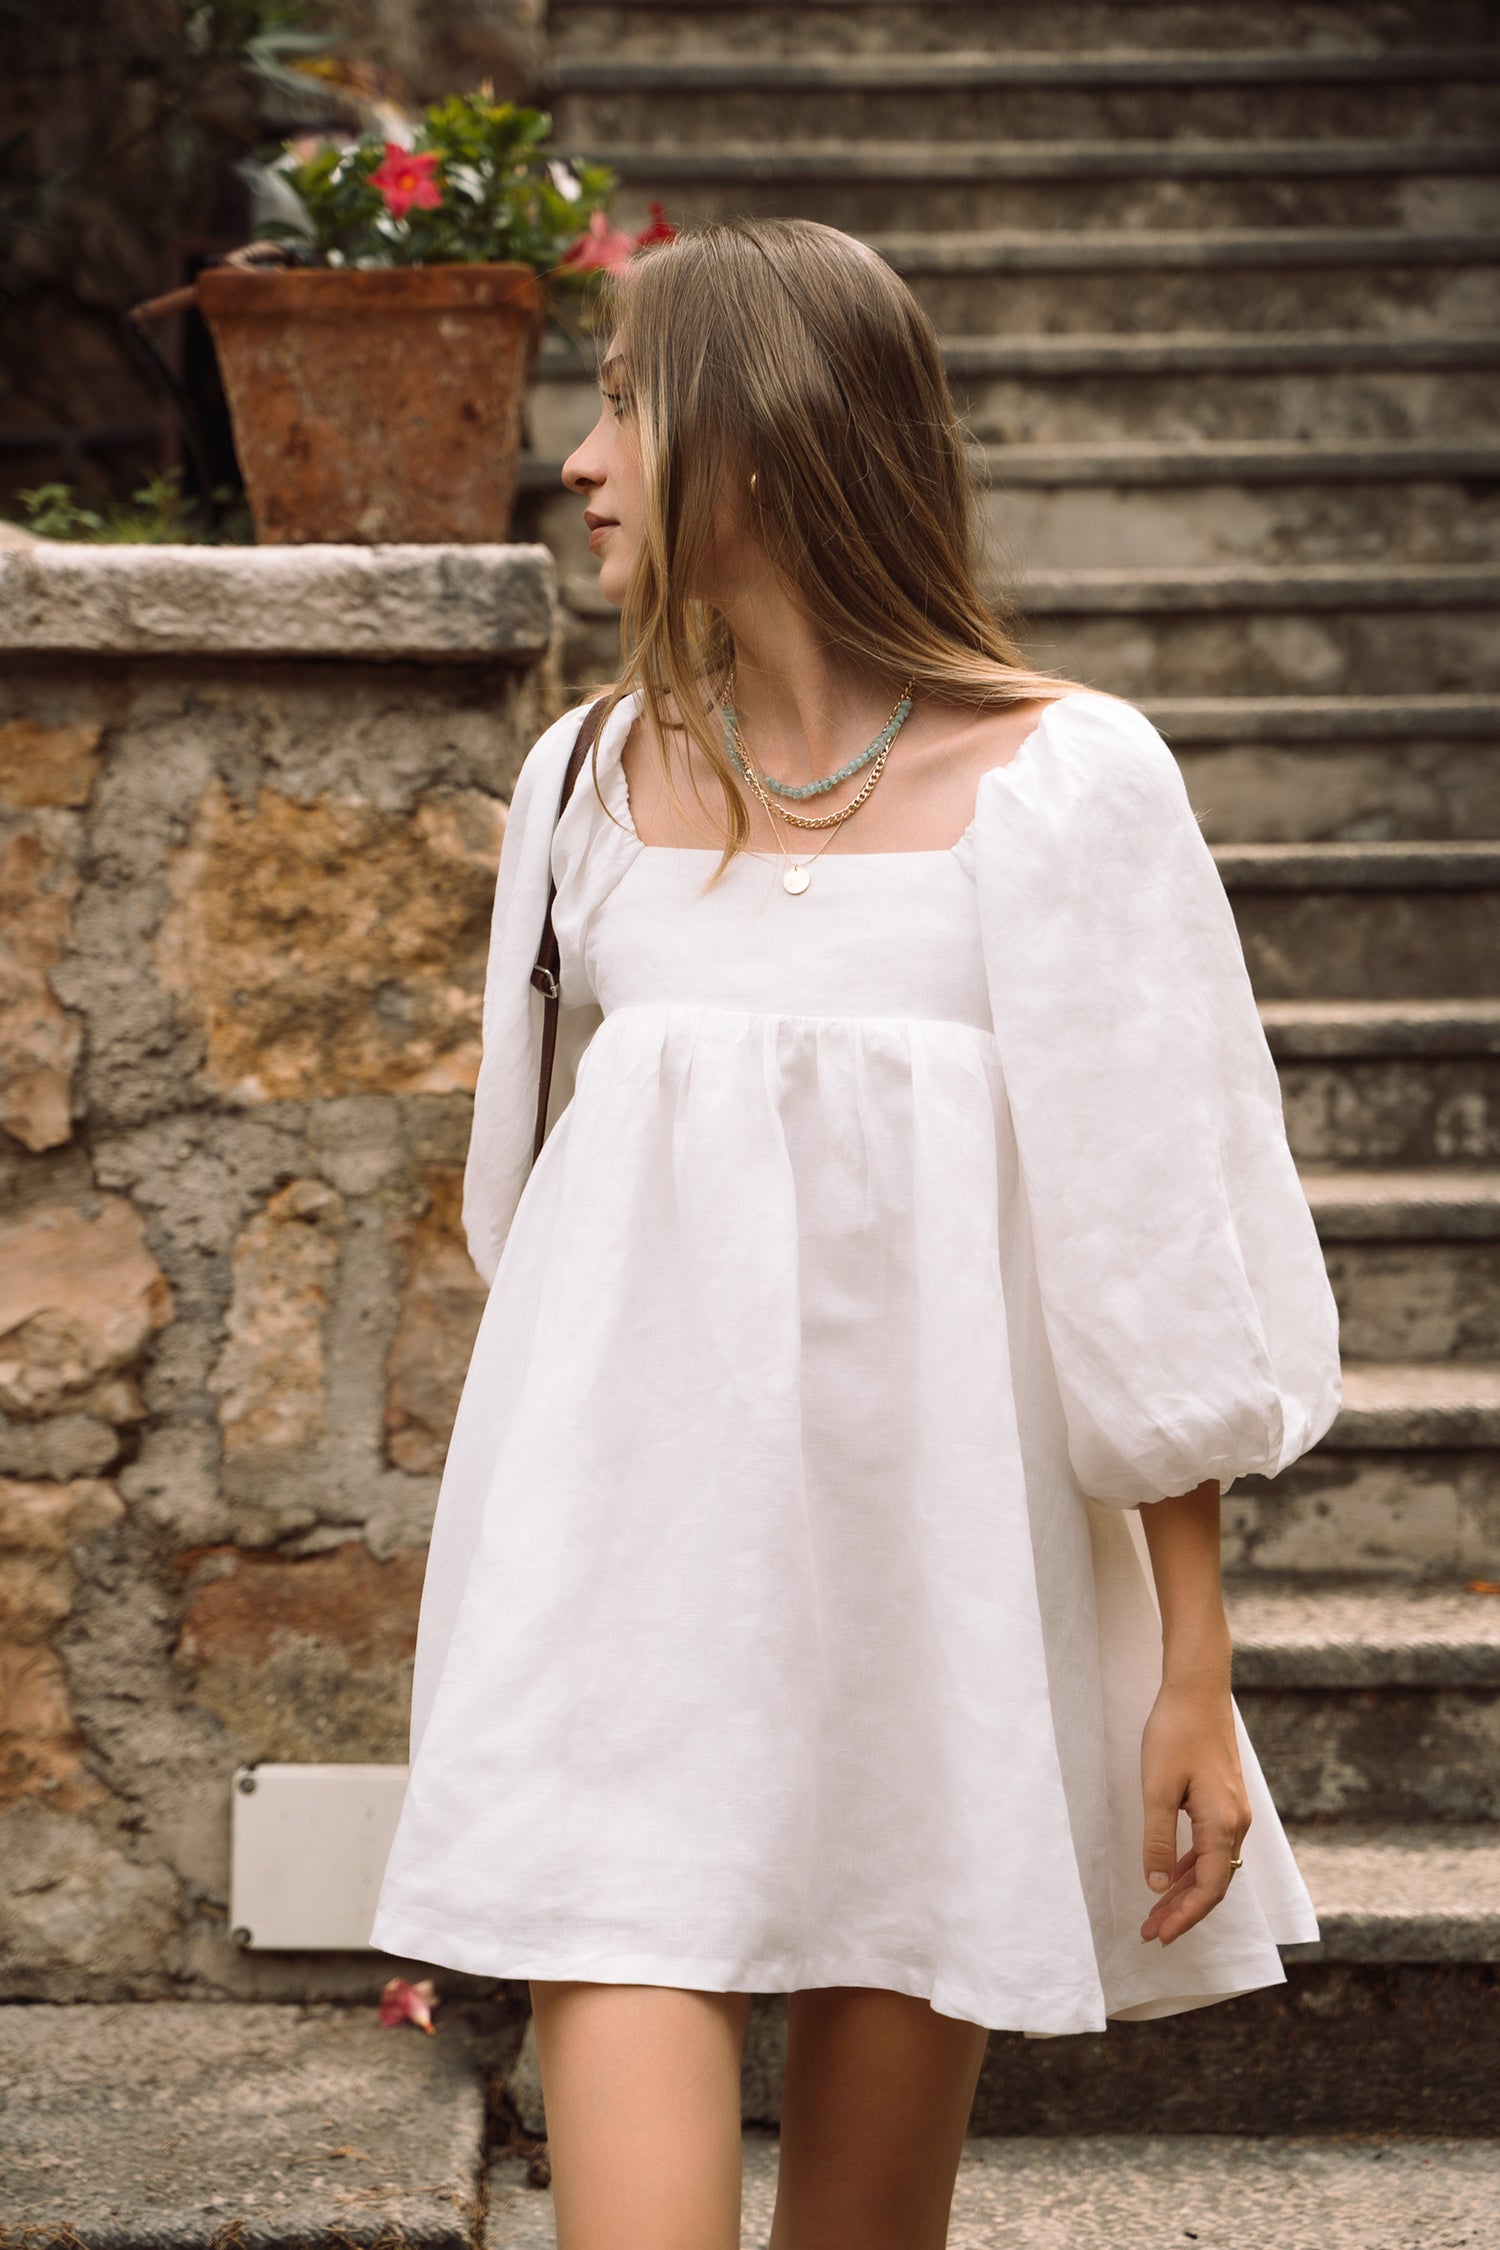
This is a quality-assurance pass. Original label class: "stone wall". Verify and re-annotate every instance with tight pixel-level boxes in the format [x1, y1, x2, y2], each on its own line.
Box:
[0, 540, 558, 2001]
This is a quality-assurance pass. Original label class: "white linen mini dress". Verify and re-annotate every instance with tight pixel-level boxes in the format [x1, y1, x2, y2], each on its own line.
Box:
[370, 686, 1342, 2035]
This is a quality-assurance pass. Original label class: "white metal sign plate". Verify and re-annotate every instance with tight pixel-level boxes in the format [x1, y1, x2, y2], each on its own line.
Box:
[229, 1762, 410, 1951]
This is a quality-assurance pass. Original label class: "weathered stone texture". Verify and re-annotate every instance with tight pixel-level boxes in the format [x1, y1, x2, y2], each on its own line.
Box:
[0, 815, 83, 1150]
[209, 1178, 344, 1456]
[0, 540, 557, 660]
[157, 780, 507, 1103]
[0, 1477, 123, 1810]
[0, 1197, 171, 1423]
[0, 1804, 183, 1999]
[386, 1167, 488, 1473]
[0, 575, 553, 2002]
[0, 715, 104, 807]
[173, 1542, 425, 1762]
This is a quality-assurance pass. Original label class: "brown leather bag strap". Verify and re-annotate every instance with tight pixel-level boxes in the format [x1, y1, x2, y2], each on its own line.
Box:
[530, 695, 612, 1163]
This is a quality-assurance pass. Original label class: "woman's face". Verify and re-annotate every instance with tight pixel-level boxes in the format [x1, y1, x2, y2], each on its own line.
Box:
[561, 338, 642, 607]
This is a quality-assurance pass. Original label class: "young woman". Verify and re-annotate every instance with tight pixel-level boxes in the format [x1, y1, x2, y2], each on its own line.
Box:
[372, 218, 1341, 2249]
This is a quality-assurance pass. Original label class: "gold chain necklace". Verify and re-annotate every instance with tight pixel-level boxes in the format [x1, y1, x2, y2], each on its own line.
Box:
[734, 717, 907, 894]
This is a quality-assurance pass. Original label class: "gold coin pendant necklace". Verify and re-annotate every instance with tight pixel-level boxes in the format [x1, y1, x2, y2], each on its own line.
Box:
[720, 677, 916, 894]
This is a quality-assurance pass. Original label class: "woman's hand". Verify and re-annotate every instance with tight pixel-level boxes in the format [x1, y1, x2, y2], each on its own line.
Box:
[1138, 1673, 1252, 1946]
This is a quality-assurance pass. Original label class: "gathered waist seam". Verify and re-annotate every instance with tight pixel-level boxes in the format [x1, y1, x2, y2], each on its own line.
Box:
[596, 998, 1000, 1044]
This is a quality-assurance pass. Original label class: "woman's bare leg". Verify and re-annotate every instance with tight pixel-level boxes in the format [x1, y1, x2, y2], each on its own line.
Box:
[528, 1978, 753, 2250]
[769, 1987, 989, 2250]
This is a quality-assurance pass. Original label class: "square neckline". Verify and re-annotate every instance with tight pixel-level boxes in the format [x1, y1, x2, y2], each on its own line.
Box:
[610, 691, 1070, 862]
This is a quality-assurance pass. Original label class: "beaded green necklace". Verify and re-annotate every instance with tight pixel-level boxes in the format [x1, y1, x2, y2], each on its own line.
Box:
[721, 679, 915, 800]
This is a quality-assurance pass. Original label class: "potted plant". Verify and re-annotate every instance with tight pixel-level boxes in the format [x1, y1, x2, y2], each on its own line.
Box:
[193, 93, 672, 544]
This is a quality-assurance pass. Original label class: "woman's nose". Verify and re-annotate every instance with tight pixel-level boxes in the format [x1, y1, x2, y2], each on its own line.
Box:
[561, 443, 602, 496]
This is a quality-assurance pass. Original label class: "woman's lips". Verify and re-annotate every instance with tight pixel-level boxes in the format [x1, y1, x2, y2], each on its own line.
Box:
[586, 520, 617, 550]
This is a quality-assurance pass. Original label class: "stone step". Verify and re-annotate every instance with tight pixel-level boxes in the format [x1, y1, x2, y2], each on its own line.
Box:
[1225, 1361, 1500, 1582]
[875, 223, 1500, 270]
[1027, 565, 1500, 613]
[945, 335, 1500, 445]
[1308, 1171, 1500, 1365]
[547, 58, 1500, 153]
[1227, 1578, 1500, 1687]
[1156, 695, 1500, 849]
[992, 469, 1495, 572]
[0, 2000, 492, 2247]
[1322, 1242, 1500, 1359]
[902, 263, 1500, 339]
[488, 2127, 1500, 2250]
[1266, 997, 1500, 1164]
[585, 138, 1500, 235]
[1023, 572, 1500, 698]
[1228, 1581, 1500, 1820]
[1219, 839, 1500, 882]
[875, 225, 1500, 340]
[1216, 843, 1500, 1001]
[553, 47, 1500, 93]
[1328, 1355, 1500, 1448]
[575, 129, 1500, 175]
[982, 434, 1500, 484]
[549, 0, 1500, 66]
[1305, 1166, 1500, 1241]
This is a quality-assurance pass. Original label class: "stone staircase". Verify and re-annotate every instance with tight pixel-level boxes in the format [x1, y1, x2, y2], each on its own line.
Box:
[517, 0, 1500, 2159]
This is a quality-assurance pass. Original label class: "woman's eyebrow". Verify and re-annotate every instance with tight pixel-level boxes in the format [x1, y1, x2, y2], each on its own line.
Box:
[597, 355, 625, 383]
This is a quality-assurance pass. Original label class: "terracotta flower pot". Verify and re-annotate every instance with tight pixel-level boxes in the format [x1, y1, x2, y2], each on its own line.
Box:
[196, 262, 546, 544]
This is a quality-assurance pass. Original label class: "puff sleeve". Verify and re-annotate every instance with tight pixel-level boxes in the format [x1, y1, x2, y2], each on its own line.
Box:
[973, 692, 1341, 1508]
[461, 702, 605, 1286]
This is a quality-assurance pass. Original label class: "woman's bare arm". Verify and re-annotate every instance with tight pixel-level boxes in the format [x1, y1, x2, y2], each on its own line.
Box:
[1136, 1478, 1252, 1946]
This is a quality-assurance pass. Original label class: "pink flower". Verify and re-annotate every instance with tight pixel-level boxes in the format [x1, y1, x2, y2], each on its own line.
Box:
[634, 202, 677, 246]
[559, 209, 639, 272]
[379, 1975, 438, 2034]
[368, 145, 443, 219]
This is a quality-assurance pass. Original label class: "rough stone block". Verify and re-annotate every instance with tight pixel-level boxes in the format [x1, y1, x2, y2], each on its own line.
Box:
[172, 1541, 424, 1763]
[0, 1408, 123, 1481]
[0, 1474, 122, 1809]
[0, 814, 83, 1150]
[0, 714, 104, 806]
[157, 780, 507, 1103]
[208, 1178, 344, 1457]
[0, 1197, 171, 1423]
[386, 1167, 487, 1474]
[0, 1803, 182, 1998]
[0, 539, 557, 660]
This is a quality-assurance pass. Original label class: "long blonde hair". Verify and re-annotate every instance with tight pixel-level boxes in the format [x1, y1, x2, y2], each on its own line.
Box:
[585, 216, 1066, 871]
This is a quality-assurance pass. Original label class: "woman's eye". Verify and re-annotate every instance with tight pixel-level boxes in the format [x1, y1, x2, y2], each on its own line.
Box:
[600, 389, 629, 420]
